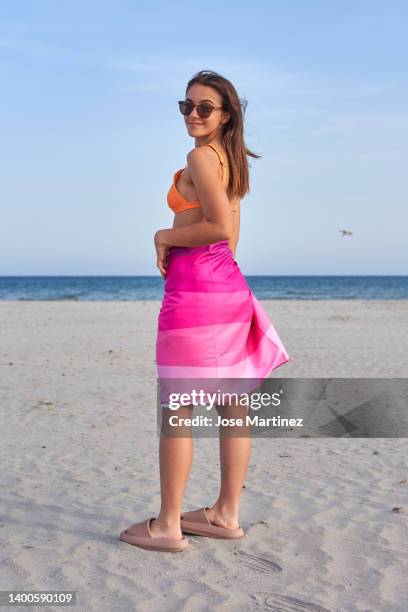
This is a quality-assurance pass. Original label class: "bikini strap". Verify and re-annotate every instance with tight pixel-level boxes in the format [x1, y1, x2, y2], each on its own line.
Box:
[202, 143, 228, 186]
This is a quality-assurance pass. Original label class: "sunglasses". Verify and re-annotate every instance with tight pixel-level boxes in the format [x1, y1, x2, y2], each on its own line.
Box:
[178, 100, 225, 119]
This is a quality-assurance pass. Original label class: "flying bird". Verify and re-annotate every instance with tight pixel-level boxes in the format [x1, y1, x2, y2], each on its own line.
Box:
[338, 230, 353, 236]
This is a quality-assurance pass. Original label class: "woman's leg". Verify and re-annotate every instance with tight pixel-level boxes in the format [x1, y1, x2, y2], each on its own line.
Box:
[149, 405, 193, 539]
[207, 402, 251, 529]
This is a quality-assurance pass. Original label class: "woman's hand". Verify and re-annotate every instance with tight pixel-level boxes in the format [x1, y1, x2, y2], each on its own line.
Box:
[154, 230, 170, 279]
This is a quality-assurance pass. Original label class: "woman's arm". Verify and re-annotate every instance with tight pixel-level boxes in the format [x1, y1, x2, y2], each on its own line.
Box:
[155, 146, 232, 248]
[155, 218, 228, 249]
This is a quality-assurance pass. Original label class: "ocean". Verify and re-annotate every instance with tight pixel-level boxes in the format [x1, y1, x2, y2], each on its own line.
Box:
[0, 276, 407, 301]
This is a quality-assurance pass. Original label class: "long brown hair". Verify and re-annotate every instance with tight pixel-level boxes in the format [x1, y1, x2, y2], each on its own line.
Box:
[185, 69, 261, 200]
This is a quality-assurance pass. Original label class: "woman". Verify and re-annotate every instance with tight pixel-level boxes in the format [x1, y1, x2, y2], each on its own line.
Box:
[120, 70, 290, 552]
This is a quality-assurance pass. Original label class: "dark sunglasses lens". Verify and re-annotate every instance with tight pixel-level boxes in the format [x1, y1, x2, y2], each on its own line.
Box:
[197, 104, 214, 118]
[178, 101, 192, 116]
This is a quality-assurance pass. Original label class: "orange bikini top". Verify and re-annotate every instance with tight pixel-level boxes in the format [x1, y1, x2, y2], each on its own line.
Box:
[167, 143, 229, 214]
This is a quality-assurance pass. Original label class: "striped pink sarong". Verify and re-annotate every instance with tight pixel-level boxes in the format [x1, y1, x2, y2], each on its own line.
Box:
[156, 240, 289, 388]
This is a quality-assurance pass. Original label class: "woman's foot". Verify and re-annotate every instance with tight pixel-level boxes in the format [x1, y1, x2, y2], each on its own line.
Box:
[124, 517, 182, 540]
[206, 504, 240, 530]
[180, 506, 245, 539]
[120, 517, 189, 551]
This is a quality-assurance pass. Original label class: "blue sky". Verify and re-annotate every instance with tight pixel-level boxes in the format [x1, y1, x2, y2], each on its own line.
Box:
[1, 0, 407, 275]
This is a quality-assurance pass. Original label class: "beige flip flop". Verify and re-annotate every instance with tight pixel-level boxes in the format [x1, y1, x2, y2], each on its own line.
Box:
[119, 518, 189, 552]
[180, 507, 245, 539]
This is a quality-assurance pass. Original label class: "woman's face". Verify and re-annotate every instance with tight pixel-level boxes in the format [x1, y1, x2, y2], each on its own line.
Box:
[183, 83, 230, 141]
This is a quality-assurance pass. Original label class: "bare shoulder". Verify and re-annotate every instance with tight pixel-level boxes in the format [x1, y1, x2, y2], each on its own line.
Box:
[186, 146, 220, 168]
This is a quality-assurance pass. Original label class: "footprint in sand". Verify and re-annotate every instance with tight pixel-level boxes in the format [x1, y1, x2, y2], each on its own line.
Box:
[259, 592, 332, 611]
[234, 550, 282, 574]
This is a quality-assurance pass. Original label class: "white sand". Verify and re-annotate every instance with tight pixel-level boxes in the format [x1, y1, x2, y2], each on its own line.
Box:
[1, 300, 408, 611]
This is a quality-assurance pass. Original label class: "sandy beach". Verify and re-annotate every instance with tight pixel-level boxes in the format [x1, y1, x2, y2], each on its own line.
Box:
[1, 299, 408, 611]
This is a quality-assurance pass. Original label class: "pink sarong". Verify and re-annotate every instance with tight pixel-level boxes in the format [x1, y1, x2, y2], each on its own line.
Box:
[156, 240, 290, 387]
